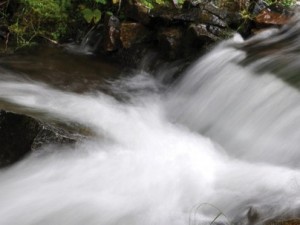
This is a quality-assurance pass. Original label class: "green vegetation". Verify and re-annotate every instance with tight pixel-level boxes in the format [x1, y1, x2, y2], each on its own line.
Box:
[138, 0, 185, 9]
[10, 0, 68, 47]
[237, 0, 296, 22]
[0, 0, 183, 49]
[79, 0, 109, 24]
[0, 0, 114, 49]
[263, 0, 296, 7]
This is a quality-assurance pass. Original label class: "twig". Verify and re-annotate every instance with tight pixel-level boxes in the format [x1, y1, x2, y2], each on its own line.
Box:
[0, 1, 7, 7]
[40, 35, 58, 45]
[4, 32, 9, 51]
[117, 0, 122, 15]
[210, 212, 222, 225]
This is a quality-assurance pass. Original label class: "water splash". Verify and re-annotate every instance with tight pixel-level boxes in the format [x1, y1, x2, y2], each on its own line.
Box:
[1, 21, 300, 225]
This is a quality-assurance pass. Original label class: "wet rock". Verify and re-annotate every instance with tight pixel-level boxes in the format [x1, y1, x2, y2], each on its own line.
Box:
[247, 206, 260, 224]
[202, 2, 242, 28]
[158, 27, 183, 58]
[252, 0, 268, 15]
[172, 9, 199, 22]
[102, 15, 121, 52]
[207, 24, 231, 37]
[255, 8, 292, 26]
[188, 23, 219, 43]
[0, 110, 78, 167]
[150, 5, 228, 27]
[264, 219, 300, 225]
[150, 8, 197, 25]
[31, 123, 78, 150]
[240, 1, 294, 37]
[199, 10, 227, 27]
[85, 1, 235, 63]
[203, 2, 228, 19]
[120, 22, 151, 49]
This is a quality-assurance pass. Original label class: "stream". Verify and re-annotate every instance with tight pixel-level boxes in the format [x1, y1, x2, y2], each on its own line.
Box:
[0, 19, 300, 225]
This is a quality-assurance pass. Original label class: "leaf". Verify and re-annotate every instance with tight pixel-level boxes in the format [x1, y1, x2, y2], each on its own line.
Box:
[82, 8, 94, 23]
[81, 8, 102, 24]
[140, 0, 154, 8]
[93, 9, 102, 23]
[112, 0, 119, 4]
[155, 0, 164, 4]
[106, 11, 113, 16]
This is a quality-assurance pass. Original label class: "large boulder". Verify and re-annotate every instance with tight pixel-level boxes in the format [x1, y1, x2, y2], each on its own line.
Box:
[238, 0, 294, 37]
[255, 8, 292, 27]
[120, 22, 151, 49]
[198, 10, 227, 27]
[0, 110, 79, 167]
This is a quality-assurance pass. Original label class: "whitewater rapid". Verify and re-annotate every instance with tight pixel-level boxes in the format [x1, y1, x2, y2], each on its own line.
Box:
[1, 21, 300, 225]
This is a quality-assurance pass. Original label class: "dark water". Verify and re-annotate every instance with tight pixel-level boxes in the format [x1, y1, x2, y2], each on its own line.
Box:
[0, 46, 122, 92]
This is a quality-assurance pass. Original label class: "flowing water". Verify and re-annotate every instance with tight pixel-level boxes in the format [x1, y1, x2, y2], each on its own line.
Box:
[0, 19, 300, 225]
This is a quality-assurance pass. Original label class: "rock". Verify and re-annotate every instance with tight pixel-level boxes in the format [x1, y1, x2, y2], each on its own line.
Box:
[82, 15, 122, 53]
[120, 22, 151, 49]
[158, 27, 183, 58]
[0, 110, 78, 167]
[252, 0, 268, 15]
[124, 0, 151, 25]
[199, 10, 227, 27]
[151, 8, 197, 25]
[188, 23, 219, 42]
[150, 5, 227, 27]
[203, 2, 228, 19]
[172, 9, 199, 22]
[83, 1, 235, 63]
[255, 8, 292, 26]
[199, 0, 242, 29]
[207, 24, 231, 37]
[247, 206, 260, 224]
[31, 123, 78, 150]
[102, 15, 121, 52]
[264, 219, 300, 225]
[148, 5, 190, 25]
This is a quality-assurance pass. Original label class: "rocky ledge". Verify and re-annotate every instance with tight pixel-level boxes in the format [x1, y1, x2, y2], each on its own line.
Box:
[81, 0, 296, 65]
[0, 110, 81, 167]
